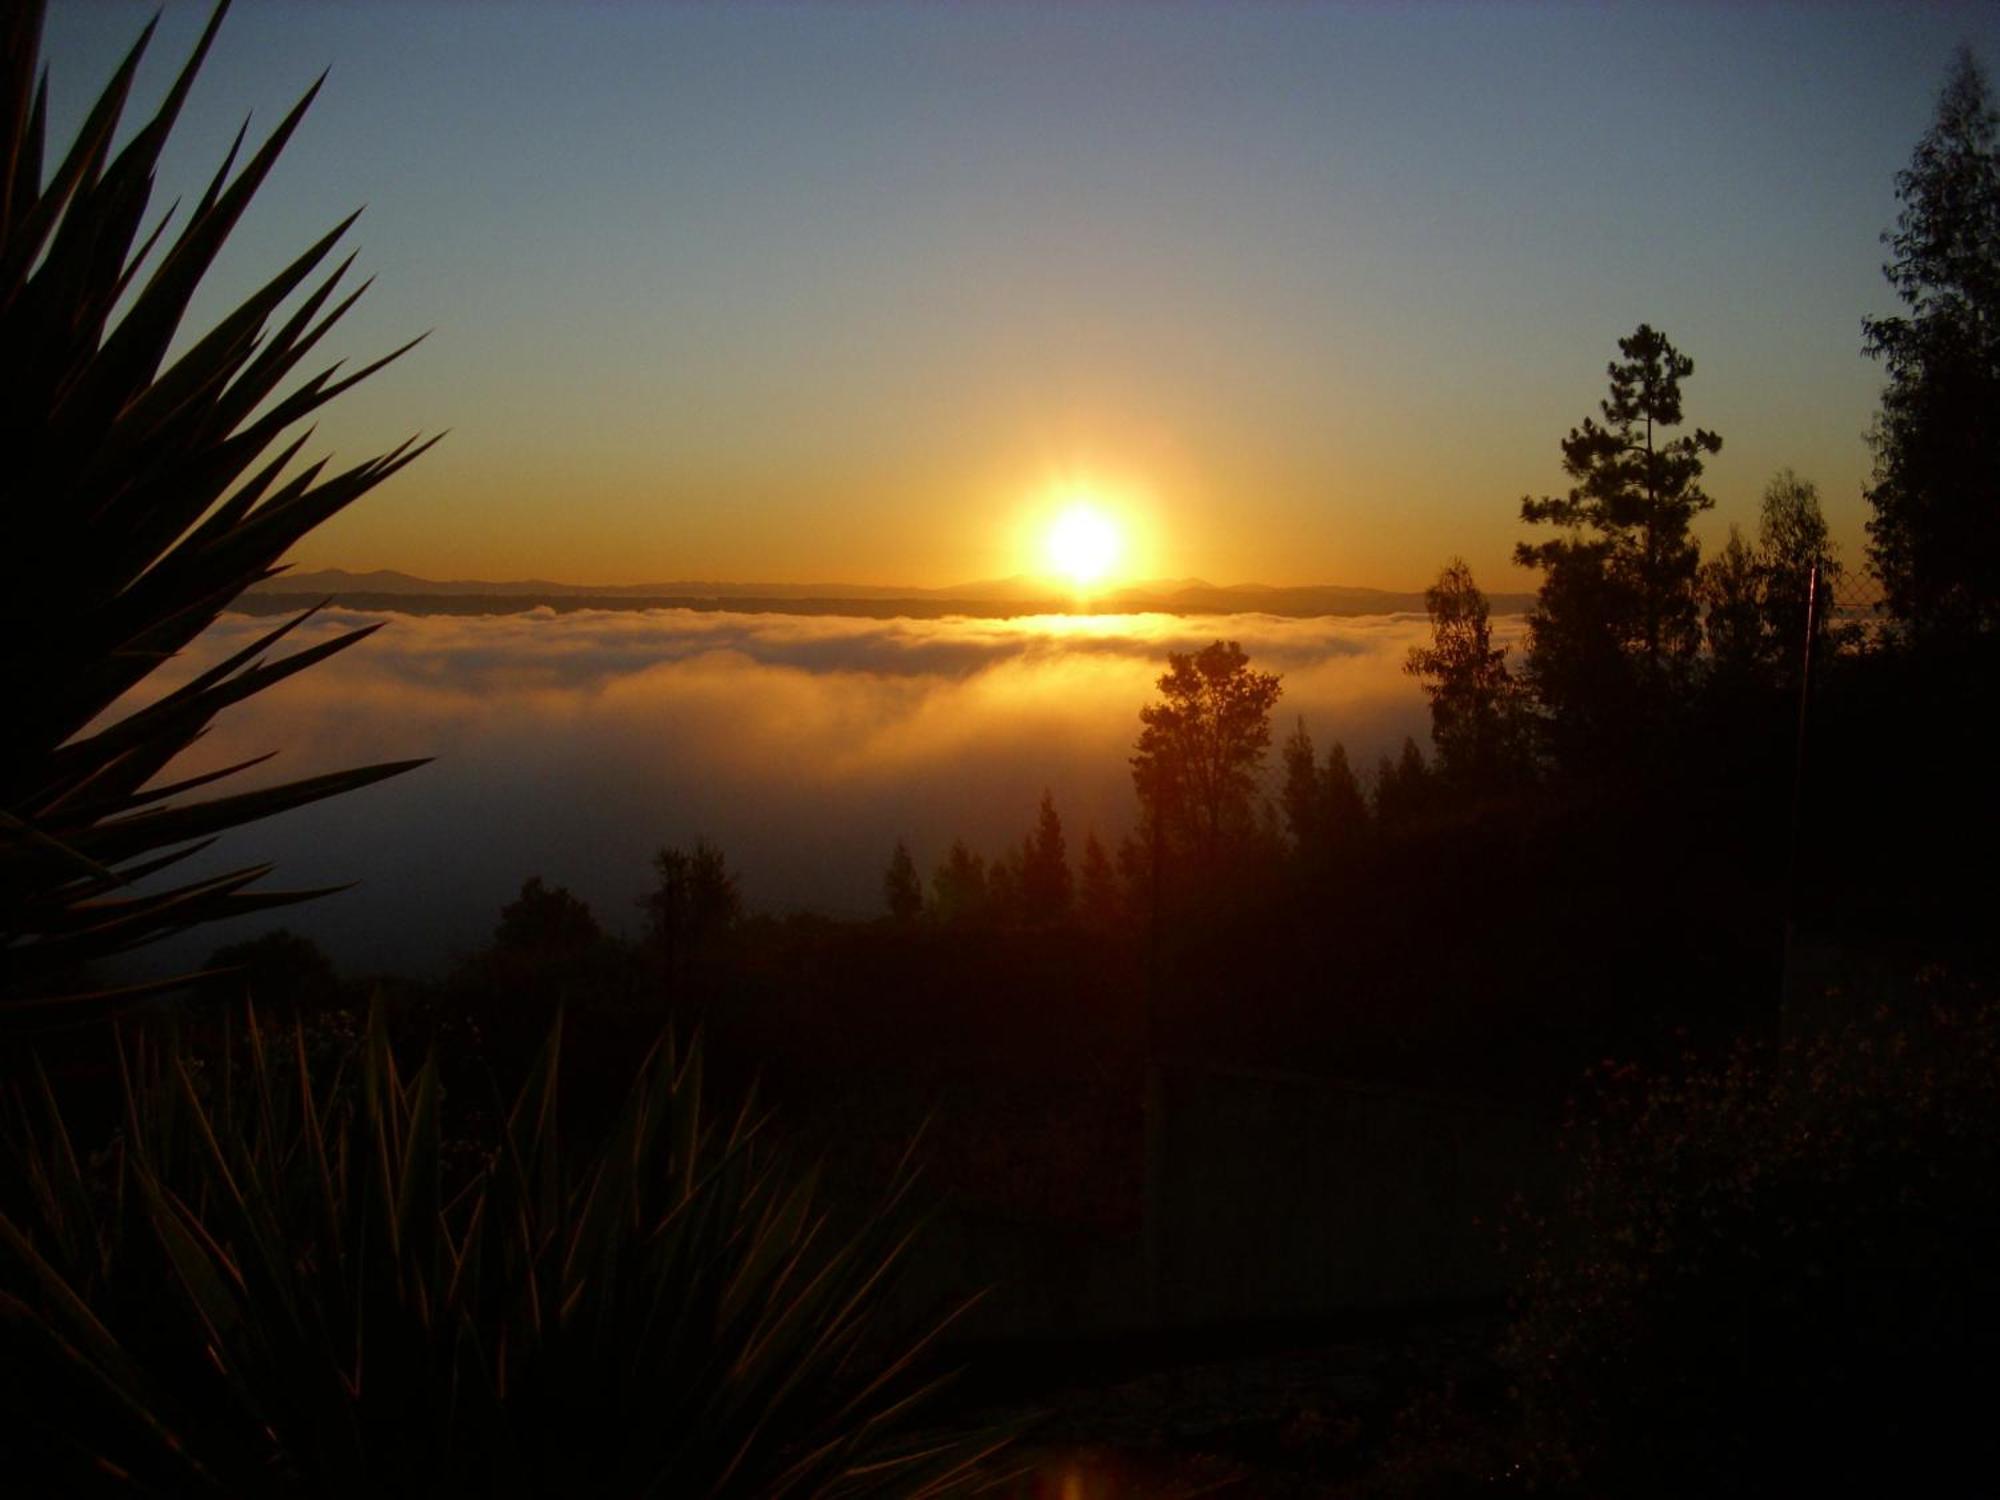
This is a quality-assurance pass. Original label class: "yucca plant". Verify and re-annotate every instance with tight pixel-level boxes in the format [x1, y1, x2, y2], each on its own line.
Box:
[1, 1006, 1001, 1495]
[0, 0, 433, 1031]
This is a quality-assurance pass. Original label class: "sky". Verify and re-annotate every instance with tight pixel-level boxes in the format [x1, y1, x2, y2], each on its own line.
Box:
[42, 2, 2000, 591]
[125, 606, 1464, 973]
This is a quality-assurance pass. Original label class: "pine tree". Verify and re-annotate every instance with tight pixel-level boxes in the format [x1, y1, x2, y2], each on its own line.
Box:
[1517, 325, 1721, 761]
[882, 839, 923, 923]
[1019, 790, 1073, 923]
[1280, 718, 1323, 852]
[1078, 832, 1122, 928]
[1862, 46, 2000, 640]
[1405, 558, 1526, 790]
[1372, 737, 1433, 836]
[929, 839, 988, 925]
[1322, 741, 1371, 849]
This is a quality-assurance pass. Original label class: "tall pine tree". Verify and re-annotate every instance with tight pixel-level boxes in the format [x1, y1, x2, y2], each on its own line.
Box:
[1863, 47, 2000, 640]
[1517, 324, 1721, 763]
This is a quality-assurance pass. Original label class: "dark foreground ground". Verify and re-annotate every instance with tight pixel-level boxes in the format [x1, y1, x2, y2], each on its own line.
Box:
[944, 1305, 1507, 1497]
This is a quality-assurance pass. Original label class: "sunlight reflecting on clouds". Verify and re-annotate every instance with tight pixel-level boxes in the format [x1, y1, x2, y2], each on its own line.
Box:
[125, 606, 1517, 972]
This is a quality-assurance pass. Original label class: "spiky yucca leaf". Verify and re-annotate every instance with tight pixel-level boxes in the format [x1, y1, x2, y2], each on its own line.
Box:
[0, 1009, 1004, 1496]
[0, 0, 433, 1030]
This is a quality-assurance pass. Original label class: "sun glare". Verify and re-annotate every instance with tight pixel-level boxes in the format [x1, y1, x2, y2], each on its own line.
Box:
[1045, 504, 1122, 590]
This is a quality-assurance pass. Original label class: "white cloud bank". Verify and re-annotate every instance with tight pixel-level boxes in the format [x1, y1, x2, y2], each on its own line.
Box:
[125, 607, 1521, 973]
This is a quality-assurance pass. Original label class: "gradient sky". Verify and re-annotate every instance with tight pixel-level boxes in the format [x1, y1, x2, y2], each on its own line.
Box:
[44, 2, 2000, 590]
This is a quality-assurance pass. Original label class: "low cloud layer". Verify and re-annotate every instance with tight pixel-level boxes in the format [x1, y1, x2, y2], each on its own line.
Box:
[126, 606, 1519, 973]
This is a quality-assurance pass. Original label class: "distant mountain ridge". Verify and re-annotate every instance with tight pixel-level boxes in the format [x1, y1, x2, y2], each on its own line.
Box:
[241, 568, 1534, 618]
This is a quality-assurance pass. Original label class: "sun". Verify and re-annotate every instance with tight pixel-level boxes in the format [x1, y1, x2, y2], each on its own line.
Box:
[1045, 504, 1123, 590]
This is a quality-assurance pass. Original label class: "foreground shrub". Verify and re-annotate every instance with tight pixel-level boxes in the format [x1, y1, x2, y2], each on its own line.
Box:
[1501, 977, 2000, 1495]
[0, 1007, 995, 1495]
[0, 0, 431, 1032]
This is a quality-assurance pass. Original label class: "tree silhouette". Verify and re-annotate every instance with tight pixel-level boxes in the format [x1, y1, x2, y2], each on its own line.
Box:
[1863, 47, 2000, 639]
[1700, 525, 1769, 683]
[1757, 468, 1842, 671]
[1281, 718, 1323, 853]
[205, 928, 339, 1015]
[1019, 790, 1073, 924]
[495, 876, 603, 957]
[882, 839, 924, 923]
[929, 839, 989, 925]
[1405, 558, 1527, 791]
[642, 839, 739, 973]
[1078, 831, 1122, 928]
[1518, 325, 1721, 760]
[1372, 737, 1434, 836]
[1280, 719, 1374, 872]
[1131, 640, 1283, 864]
[1322, 741, 1370, 848]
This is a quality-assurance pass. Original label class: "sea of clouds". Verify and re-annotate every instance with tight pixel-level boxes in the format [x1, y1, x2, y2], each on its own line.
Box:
[122, 606, 1523, 974]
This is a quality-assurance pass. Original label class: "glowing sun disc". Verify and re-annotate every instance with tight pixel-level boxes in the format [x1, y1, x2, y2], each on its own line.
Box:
[1047, 505, 1121, 588]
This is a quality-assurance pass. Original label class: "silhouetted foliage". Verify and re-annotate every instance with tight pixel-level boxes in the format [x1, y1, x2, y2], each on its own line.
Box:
[1130, 640, 1283, 865]
[929, 839, 989, 926]
[494, 875, 602, 956]
[1280, 720, 1372, 874]
[1321, 741, 1370, 849]
[1280, 719, 1322, 853]
[1077, 831, 1122, 928]
[204, 928, 338, 1015]
[1505, 984, 2000, 1495]
[1698, 524, 1770, 682]
[1863, 47, 2000, 640]
[1757, 468, 1842, 668]
[1518, 325, 1721, 763]
[1698, 469, 1845, 695]
[1018, 791, 1073, 924]
[984, 845, 1025, 926]
[882, 838, 924, 923]
[1371, 737, 1433, 836]
[641, 839, 740, 973]
[0, 1005, 997, 1494]
[0, 0, 431, 1034]
[1405, 558, 1527, 793]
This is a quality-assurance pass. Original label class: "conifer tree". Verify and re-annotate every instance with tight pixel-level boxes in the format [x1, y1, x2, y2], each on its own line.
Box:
[1280, 718, 1323, 853]
[1517, 325, 1721, 761]
[882, 839, 923, 923]
[1019, 790, 1073, 923]
[1322, 741, 1370, 849]
[929, 840, 988, 925]
[1862, 47, 2000, 639]
[1405, 558, 1526, 790]
[1078, 832, 1122, 928]
[1372, 737, 1433, 836]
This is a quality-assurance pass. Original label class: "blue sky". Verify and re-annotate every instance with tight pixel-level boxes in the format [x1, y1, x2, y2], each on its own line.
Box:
[42, 1, 2000, 588]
